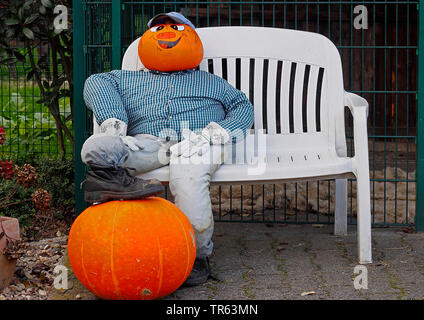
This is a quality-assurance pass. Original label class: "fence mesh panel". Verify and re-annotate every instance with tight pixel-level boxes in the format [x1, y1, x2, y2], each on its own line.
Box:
[76, 0, 418, 226]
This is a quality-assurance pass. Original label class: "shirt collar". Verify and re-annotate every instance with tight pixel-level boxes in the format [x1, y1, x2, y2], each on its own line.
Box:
[148, 69, 196, 76]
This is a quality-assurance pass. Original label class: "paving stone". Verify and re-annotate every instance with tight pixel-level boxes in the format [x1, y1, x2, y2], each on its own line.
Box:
[47, 222, 424, 300]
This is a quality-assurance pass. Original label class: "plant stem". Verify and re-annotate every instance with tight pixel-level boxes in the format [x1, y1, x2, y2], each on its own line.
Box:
[26, 40, 74, 152]
[0, 198, 32, 210]
[0, 185, 18, 205]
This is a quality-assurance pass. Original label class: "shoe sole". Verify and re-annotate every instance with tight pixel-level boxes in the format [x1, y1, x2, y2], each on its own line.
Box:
[182, 273, 210, 287]
[85, 185, 164, 204]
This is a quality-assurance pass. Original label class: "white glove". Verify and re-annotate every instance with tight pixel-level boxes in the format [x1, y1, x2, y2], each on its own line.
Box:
[99, 118, 127, 136]
[201, 121, 230, 145]
[169, 128, 208, 158]
[99, 118, 144, 151]
[170, 122, 229, 158]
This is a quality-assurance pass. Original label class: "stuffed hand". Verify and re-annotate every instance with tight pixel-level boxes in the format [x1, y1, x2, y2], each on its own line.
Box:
[170, 122, 230, 158]
[202, 121, 231, 145]
[99, 118, 144, 151]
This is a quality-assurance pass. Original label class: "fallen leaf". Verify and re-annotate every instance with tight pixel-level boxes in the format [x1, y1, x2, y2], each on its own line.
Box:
[401, 227, 415, 234]
[301, 291, 316, 296]
[276, 242, 288, 252]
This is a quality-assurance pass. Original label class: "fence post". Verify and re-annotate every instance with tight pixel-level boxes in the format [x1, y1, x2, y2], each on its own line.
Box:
[73, 0, 88, 216]
[112, 0, 122, 69]
[416, 0, 424, 231]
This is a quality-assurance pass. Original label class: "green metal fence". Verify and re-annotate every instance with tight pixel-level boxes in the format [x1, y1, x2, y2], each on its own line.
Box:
[73, 0, 423, 230]
[0, 56, 73, 159]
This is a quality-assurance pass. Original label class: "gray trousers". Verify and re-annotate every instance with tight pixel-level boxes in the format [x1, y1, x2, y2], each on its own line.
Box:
[81, 133, 228, 258]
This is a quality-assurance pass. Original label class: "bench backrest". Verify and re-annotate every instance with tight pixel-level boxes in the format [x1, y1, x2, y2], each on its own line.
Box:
[122, 27, 347, 157]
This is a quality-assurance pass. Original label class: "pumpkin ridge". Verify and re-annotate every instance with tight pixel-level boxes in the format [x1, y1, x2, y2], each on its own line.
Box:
[109, 201, 123, 299]
[155, 236, 164, 296]
[80, 241, 100, 298]
[171, 205, 194, 281]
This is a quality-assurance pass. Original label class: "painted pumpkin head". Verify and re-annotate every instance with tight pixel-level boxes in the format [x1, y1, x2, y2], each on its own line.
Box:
[138, 15, 204, 72]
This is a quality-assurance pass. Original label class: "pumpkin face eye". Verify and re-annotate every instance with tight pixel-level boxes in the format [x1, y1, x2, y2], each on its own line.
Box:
[170, 24, 185, 31]
[139, 23, 204, 72]
[150, 25, 164, 32]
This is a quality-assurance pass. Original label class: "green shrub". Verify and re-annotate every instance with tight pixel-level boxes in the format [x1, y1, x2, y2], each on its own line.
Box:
[34, 157, 75, 218]
[0, 178, 36, 226]
[0, 156, 74, 227]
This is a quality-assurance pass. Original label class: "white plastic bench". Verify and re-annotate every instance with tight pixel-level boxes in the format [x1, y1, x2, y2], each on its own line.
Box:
[94, 26, 372, 264]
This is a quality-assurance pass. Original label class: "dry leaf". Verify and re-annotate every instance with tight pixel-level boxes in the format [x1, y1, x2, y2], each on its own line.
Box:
[301, 291, 316, 296]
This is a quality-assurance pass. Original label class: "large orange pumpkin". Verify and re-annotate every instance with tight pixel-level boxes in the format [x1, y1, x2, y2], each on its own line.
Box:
[67, 197, 196, 300]
[138, 23, 204, 72]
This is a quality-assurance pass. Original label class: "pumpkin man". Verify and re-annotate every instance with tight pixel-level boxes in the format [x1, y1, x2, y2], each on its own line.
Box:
[81, 12, 254, 286]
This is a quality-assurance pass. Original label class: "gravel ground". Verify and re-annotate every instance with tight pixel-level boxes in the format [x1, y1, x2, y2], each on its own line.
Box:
[0, 235, 68, 300]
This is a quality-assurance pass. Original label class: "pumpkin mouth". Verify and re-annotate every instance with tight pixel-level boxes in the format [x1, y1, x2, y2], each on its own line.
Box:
[158, 37, 181, 49]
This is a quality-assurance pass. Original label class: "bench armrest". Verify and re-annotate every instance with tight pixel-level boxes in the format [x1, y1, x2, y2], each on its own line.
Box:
[344, 91, 369, 171]
[344, 91, 369, 118]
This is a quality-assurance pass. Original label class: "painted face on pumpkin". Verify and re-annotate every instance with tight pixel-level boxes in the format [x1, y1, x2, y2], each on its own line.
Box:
[150, 24, 185, 49]
[138, 21, 204, 72]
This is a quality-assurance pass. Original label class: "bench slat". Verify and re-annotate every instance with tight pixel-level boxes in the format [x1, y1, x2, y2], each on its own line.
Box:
[279, 61, 291, 134]
[266, 59, 278, 135]
[212, 58, 223, 78]
[253, 58, 264, 133]
[227, 58, 237, 88]
[240, 58, 250, 102]
[293, 63, 305, 134]
[306, 65, 319, 133]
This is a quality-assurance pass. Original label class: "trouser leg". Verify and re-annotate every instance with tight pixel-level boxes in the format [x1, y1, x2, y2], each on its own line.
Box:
[80, 133, 172, 203]
[81, 133, 173, 174]
[169, 144, 229, 258]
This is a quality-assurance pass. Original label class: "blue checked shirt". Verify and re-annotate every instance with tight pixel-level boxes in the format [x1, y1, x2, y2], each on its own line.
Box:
[83, 69, 254, 142]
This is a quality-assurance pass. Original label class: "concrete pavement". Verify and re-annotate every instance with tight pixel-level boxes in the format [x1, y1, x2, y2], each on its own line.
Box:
[48, 222, 424, 300]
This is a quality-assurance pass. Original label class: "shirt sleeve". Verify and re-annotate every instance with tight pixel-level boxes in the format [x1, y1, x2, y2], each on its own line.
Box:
[83, 70, 128, 126]
[216, 80, 254, 143]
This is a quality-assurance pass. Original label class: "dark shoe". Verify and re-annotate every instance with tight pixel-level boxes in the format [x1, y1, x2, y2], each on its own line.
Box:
[84, 167, 164, 204]
[183, 257, 211, 287]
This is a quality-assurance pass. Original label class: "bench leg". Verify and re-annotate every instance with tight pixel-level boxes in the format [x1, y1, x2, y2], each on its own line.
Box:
[334, 179, 347, 235]
[356, 167, 372, 264]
